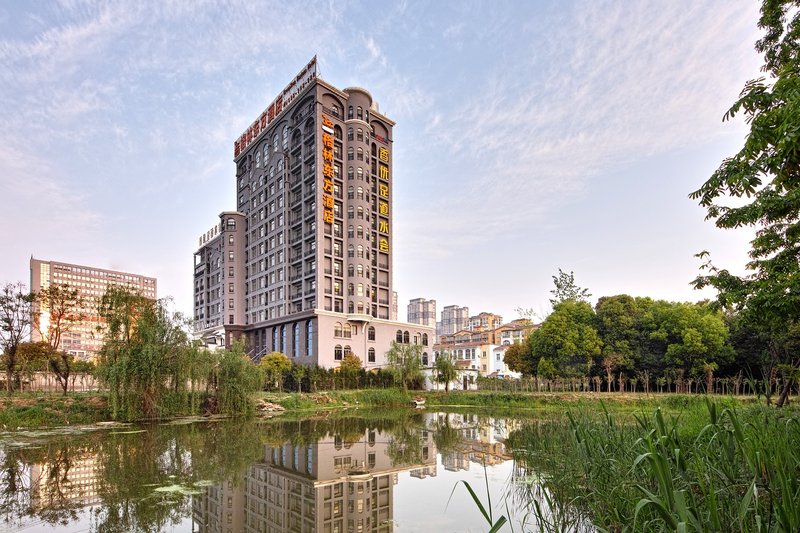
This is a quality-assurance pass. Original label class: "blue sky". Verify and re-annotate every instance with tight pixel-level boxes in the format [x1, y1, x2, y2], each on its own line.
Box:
[0, 1, 763, 323]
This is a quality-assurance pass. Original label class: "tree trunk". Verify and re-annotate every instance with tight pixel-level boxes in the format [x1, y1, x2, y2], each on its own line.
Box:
[776, 377, 794, 407]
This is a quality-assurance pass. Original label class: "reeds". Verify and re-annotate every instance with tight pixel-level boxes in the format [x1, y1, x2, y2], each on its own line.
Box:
[510, 399, 800, 532]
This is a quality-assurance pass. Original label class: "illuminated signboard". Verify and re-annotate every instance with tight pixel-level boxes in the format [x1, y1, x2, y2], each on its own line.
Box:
[234, 56, 318, 158]
[321, 115, 335, 224]
[378, 146, 390, 252]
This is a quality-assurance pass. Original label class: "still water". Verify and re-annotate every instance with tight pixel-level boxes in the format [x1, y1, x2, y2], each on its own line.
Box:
[0, 410, 542, 532]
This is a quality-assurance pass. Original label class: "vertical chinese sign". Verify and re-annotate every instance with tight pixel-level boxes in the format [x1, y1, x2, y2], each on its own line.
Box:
[378, 146, 390, 253]
[321, 115, 335, 225]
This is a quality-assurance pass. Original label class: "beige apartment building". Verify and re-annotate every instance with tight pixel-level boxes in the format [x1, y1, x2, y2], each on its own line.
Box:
[193, 58, 433, 368]
[30, 257, 157, 360]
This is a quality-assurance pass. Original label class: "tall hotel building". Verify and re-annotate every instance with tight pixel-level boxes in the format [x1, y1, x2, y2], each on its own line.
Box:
[193, 58, 434, 368]
[30, 257, 157, 359]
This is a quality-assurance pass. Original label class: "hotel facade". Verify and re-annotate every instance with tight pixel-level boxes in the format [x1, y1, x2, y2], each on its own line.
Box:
[193, 58, 433, 369]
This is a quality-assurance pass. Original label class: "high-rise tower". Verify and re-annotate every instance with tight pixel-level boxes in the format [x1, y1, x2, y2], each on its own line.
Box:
[193, 58, 433, 368]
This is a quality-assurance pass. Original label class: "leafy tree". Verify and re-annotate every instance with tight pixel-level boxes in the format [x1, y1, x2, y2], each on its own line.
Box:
[259, 351, 291, 391]
[96, 287, 191, 420]
[595, 295, 641, 376]
[690, 0, 800, 406]
[340, 352, 362, 388]
[0, 282, 33, 393]
[34, 283, 86, 396]
[433, 350, 458, 392]
[503, 341, 534, 376]
[385, 341, 424, 390]
[529, 300, 602, 377]
[549, 268, 591, 307]
[216, 342, 263, 416]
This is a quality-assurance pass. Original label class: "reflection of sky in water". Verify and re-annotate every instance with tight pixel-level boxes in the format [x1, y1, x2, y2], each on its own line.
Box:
[394, 457, 521, 531]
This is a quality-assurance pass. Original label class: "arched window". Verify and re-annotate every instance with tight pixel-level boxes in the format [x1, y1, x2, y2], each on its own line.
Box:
[344, 345, 351, 357]
[357, 302, 364, 313]
[273, 327, 279, 351]
[368, 348, 375, 363]
[343, 323, 352, 338]
[357, 167, 363, 180]
[347, 186, 354, 199]
[356, 263, 363, 276]
[396, 330, 403, 343]
[264, 144, 269, 162]
[347, 147, 354, 161]
[357, 187, 364, 200]
[334, 322, 343, 338]
[270, 166, 275, 178]
[348, 263, 354, 276]
[367, 326, 375, 341]
[422, 352, 429, 366]
[357, 106, 363, 120]
[293, 323, 300, 357]
[357, 147, 363, 160]
[307, 320, 314, 357]
[357, 283, 363, 296]
[357, 245, 364, 258]
[356, 128, 363, 141]
[348, 207, 354, 220]
[334, 125, 342, 139]
[403, 331, 410, 344]
[348, 283, 354, 296]
[348, 301, 354, 313]
[422, 333, 429, 346]
[335, 344, 343, 360]
[281, 325, 287, 353]
[347, 127, 354, 141]
[282, 125, 289, 149]
[347, 167, 354, 180]
[227, 218, 236, 229]
[273, 134, 279, 151]
[277, 158, 284, 171]
[348, 106, 353, 119]
[348, 244, 354, 257]
[357, 206, 363, 219]
[256, 150, 261, 167]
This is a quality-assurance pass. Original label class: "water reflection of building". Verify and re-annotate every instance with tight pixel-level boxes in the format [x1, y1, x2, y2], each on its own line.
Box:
[193, 428, 437, 533]
[29, 453, 101, 511]
[430, 413, 516, 472]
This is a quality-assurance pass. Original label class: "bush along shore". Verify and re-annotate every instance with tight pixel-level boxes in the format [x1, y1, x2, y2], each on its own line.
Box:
[0, 388, 769, 430]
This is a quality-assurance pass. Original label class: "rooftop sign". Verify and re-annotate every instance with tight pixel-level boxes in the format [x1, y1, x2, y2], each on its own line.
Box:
[234, 56, 318, 158]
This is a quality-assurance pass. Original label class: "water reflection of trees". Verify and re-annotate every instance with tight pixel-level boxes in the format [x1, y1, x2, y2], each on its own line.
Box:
[0, 421, 265, 532]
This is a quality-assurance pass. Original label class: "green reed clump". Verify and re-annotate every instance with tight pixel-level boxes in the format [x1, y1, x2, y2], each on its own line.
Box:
[511, 400, 800, 532]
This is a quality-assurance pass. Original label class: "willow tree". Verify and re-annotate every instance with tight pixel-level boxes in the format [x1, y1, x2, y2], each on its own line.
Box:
[690, 0, 800, 406]
[97, 287, 190, 420]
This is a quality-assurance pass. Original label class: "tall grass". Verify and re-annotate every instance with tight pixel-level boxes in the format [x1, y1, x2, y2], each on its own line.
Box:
[510, 400, 800, 532]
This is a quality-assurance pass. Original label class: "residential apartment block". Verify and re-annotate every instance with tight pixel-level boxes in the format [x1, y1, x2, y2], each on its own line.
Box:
[407, 298, 436, 329]
[433, 318, 534, 376]
[193, 58, 433, 368]
[436, 304, 469, 337]
[30, 257, 157, 360]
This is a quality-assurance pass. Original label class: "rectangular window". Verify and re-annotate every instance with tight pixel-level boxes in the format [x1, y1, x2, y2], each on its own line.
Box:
[229, 283, 234, 293]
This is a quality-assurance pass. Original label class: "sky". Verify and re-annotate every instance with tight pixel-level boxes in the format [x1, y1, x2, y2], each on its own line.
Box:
[0, 0, 765, 324]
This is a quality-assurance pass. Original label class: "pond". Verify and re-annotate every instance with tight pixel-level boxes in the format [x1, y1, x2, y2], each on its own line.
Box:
[0, 410, 569, 532]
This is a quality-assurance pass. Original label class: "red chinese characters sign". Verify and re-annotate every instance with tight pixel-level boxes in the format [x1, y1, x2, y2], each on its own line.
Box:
[321, 115, 335, 224]
[234, 57, 318, 158]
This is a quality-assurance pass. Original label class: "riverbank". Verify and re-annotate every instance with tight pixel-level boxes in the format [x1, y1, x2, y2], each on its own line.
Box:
[1, 389, 766, 429]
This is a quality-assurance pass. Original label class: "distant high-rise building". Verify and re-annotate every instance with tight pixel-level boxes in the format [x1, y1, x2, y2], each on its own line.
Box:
[193, 58, 434, 367]
[408, 298, 437, 329]
[437, 304, 469, 337]
[30, 257, 157, 360]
